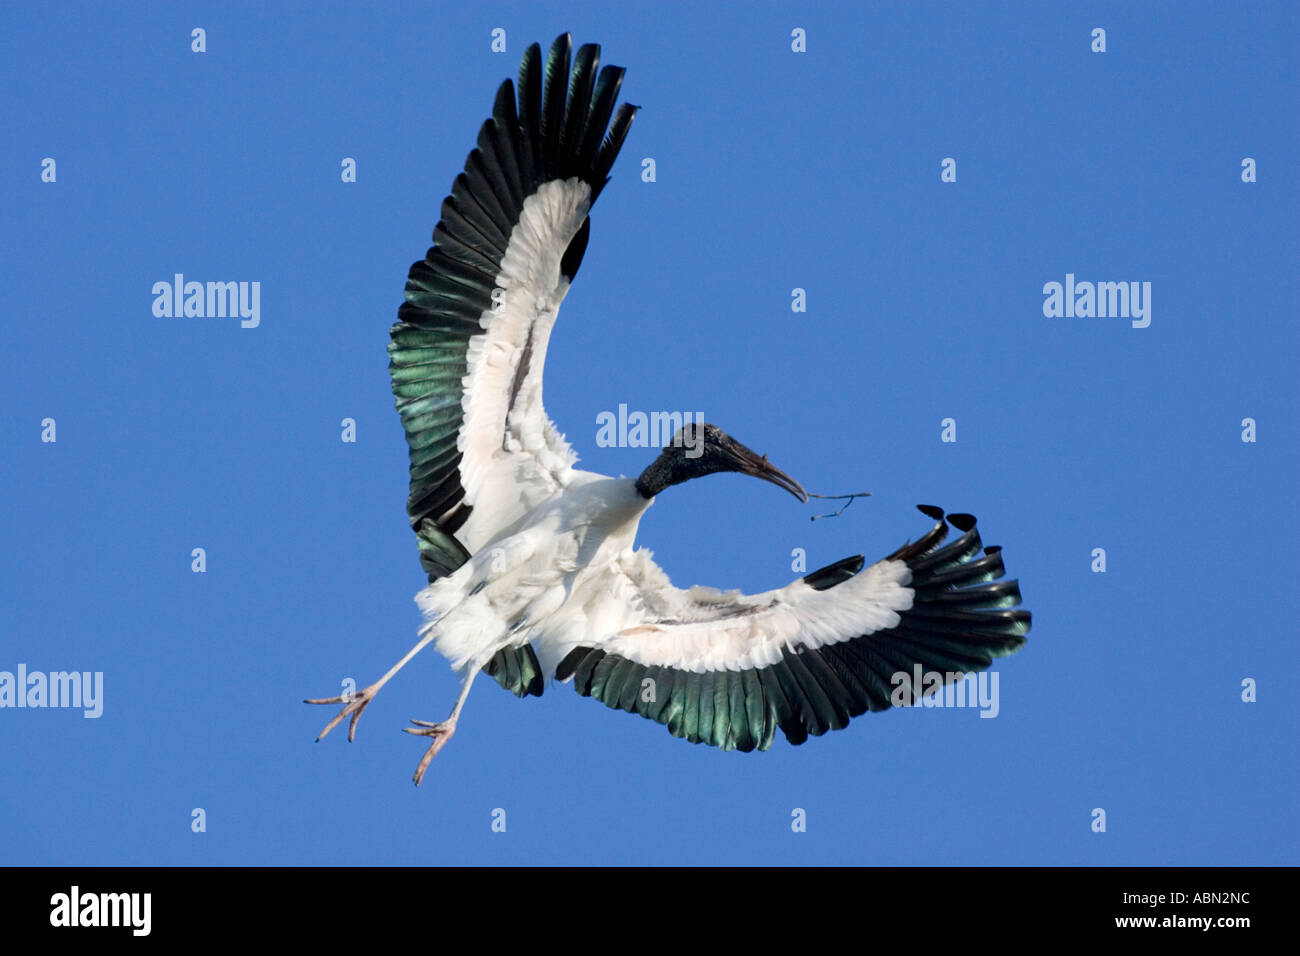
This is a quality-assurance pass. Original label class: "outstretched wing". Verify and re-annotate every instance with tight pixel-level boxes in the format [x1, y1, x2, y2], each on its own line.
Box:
[556, 506, 1031, 751]
[390, 34, 637, 582]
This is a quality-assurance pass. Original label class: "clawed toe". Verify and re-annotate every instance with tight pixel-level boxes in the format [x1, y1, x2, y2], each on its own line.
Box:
[308, 656, 477, 786]
[404, 718, 457, 786]
[305, 684, 378, 742]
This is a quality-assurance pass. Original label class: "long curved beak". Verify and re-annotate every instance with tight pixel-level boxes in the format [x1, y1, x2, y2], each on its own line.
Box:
[723, 440, 809, 503]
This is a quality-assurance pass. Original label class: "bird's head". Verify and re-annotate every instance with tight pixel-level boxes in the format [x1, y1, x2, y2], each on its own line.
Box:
[634, 423, 808, 502]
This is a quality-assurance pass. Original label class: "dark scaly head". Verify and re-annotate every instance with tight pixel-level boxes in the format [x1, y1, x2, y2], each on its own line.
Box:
[634, 423, 808, 502]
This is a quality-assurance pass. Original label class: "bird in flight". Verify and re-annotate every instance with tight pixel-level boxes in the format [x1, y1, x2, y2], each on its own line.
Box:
[308, 35, 1031, 785]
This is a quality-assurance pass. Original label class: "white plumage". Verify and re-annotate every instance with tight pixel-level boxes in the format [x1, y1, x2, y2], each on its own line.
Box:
[453, 179, 590, 554]
[308, 35, 1030, 783]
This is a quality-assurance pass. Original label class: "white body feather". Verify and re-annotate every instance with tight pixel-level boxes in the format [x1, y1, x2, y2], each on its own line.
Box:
[406, 145, 927, 687]
[417, 470, 917, 680]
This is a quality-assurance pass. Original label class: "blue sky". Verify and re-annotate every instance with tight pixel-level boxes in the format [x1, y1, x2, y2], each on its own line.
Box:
[2, 2, 1295, 866]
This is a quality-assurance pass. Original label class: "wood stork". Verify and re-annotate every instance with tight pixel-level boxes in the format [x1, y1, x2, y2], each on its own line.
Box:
[308, 35, 1031, 784]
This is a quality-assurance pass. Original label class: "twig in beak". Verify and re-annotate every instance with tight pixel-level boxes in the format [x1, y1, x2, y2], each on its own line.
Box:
[808, 491, 871, 521]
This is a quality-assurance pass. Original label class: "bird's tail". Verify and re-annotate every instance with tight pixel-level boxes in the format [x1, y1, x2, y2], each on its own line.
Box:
[482, 644, 545, 698]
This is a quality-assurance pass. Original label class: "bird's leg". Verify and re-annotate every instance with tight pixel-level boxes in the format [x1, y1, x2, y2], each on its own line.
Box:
[305, 624, 441, 743]
[404, 667, 480, 786]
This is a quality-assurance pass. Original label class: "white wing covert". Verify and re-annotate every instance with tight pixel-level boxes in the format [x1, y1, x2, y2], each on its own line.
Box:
[556, 507, 1030, 750]
[389, 35, 636, 581]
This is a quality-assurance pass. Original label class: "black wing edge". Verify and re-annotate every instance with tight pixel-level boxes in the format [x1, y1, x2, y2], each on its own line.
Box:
[389, 33, 639, 600]
[557, 505, 1031, 750]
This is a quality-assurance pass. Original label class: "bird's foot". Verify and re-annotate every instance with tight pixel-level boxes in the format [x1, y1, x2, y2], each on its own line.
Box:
[404, 718, 457, 786]
[305, 682, 382, 743]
